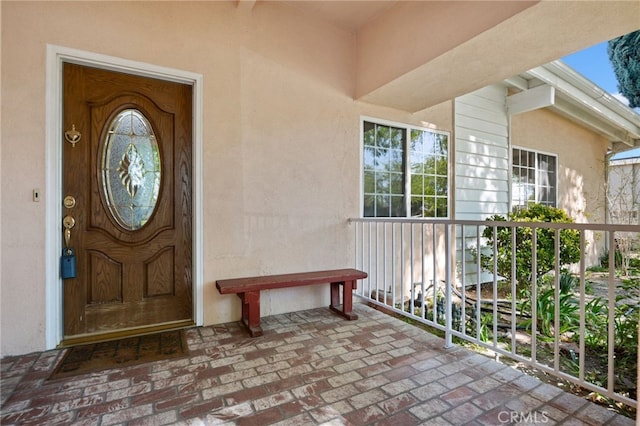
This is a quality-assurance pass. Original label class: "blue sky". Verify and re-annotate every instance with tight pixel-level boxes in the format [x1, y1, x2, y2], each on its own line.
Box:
[562, 40, 640, 158]
[562, 41, 625, 102]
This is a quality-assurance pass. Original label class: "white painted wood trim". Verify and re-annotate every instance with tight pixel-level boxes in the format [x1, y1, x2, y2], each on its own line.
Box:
[507, 84, 555, 116]
[45, 45, 204, 349]
[528, 65, 640, 138]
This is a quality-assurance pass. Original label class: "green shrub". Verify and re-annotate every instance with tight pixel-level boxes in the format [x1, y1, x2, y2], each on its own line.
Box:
[599, 248, 623, 269]
[481, 204, 581, 285]
[519, 271, 580, 338]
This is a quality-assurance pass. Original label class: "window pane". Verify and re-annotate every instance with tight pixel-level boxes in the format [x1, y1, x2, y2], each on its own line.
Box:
[362, 121, 448, 218]
[377, 126, 390, 149]
[363, 147, 376, 170]
[363, 170, 375, 193]
[513, 149, 521, 166]
[423, 158, 436, 175]
[410, 196, 422, 217]
[410, 129, 424, 152]
[435, 156, 448, 176]
[411, 175, 423, 195]
[422, 199, 435, 217]
[363, 121, 376, 147]
[364, 194, 376, 217]
[390, 173, 404, 194]
[511, 148, 557, 211]
[435, 134, 448, 156]
[376, 195, 390, 217]
[389, 149, 404, 172]
[376, 148, 390, 168]
[526, 184, 535, 204]
[512, 167, 521, 183]
[410, 154, 424, 174]
[409, 129, 449, 218]
[423, 176, 435, 195]
[390, 127, 404, 149]
[436, 197, 448, 217]
[423, 132, 436, 154]
[375, 172, 390, 193]
[436, 176, 448, 196]
[546, 155, 556, 173]
[391, 196, 405, 217]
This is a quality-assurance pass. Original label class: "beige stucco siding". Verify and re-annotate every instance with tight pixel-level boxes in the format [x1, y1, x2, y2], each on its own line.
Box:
[511, 108, 609, 267]
[511, 108, 608, 223]
[0, 1, 451, 355]
[1, 0, 627, 357]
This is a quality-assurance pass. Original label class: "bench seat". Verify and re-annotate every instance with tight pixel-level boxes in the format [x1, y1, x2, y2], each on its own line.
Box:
[216, 268, 367, 337]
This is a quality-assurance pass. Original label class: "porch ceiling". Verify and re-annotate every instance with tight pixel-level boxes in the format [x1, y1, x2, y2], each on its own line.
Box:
[279, 0, 640, 113]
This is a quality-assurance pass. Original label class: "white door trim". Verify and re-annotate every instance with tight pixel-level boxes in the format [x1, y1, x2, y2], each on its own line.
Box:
[45, 45, 204, 349]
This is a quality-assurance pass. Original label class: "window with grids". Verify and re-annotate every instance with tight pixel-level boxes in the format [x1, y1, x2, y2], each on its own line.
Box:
[512, 147, 557, 210]
[362, 120, 449, 218]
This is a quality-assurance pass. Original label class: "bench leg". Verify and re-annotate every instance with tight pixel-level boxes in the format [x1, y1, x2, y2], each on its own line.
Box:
[238, 291, 263, 337]
[329, 280, 358, 321]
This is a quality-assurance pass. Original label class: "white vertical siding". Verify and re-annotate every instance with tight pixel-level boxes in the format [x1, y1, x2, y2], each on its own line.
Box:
[454, 85, 510, 220]
[454, 85, 510, 285]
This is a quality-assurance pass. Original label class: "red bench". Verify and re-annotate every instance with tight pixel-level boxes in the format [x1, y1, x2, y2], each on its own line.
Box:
[216, 268, 368, 337]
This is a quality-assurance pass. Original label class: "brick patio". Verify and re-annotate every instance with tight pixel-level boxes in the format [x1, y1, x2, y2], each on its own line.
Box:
[1, 304, 635, 425]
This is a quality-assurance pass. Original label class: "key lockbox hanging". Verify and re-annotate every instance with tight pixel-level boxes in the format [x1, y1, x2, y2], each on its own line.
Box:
[61, 248, 77, 279]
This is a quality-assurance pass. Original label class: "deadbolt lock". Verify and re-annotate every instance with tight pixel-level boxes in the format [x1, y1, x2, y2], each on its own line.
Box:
[63, 196, 76, 209]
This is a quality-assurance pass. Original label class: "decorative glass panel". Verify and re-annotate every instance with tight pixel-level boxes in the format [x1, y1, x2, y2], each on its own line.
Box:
[102, 109, 161, 230]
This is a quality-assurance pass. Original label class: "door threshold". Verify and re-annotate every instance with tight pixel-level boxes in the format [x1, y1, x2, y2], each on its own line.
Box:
[58, 320, 195, 348]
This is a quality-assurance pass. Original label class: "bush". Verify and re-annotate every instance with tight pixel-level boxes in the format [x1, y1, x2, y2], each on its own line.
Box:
[481, 204, 581, 285]
[519, 271, 580, 338]
[599, 248, 623, 269]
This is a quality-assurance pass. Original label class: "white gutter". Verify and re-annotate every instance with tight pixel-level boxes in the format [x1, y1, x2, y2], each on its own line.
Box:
[522, 60, 640, 146]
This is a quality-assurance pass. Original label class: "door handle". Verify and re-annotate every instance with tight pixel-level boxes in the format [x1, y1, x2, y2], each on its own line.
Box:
[63, 215, 76, 247]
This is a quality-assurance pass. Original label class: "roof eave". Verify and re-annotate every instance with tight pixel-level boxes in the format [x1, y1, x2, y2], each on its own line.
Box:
[519, 61, 640, 148]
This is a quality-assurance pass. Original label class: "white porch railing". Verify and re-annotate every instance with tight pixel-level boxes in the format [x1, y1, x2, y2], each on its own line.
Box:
[349, 217, 639, 411]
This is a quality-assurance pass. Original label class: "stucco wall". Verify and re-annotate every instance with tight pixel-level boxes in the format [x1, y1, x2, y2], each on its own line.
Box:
[0, 1, 451, 355]
[510, 108, 609, 267]
[511, 108, 608, 223]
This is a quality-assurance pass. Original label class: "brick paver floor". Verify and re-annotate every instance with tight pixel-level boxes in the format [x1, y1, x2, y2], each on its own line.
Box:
[1, 304, 636, 425]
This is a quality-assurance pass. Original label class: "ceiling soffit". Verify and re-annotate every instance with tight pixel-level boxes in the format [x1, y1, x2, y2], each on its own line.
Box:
[355, 1, 640, 113]
[280, 0, 397, 32]
[355, 1, 538, 102]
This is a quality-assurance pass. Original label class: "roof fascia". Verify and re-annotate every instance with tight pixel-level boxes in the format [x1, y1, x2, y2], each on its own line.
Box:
[552, 97, 637, 147]
[523, 61, 640, 142]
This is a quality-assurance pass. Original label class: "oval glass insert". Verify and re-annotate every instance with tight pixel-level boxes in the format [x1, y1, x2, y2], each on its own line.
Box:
[102, 109, 161, 230]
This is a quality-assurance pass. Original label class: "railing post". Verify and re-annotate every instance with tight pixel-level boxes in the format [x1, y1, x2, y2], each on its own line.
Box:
[347, 217, 638, 410]
[444, 223, 453, 349]
[607, 231, 616, 396]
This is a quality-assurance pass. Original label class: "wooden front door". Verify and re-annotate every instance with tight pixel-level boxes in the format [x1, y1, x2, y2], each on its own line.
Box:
[62, 63, 193, 344]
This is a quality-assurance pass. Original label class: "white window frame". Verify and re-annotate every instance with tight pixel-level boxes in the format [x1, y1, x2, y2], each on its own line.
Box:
[360, 116, 450, 219]
[511, 146, 558, 210]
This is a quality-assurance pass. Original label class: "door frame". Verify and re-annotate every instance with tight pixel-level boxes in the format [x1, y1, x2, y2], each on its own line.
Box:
[45, 45, 204, 349]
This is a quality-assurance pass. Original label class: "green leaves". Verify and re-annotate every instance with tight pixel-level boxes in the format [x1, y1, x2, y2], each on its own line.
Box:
[608, 30, 640, 109]
[481, 204, 581, 285]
